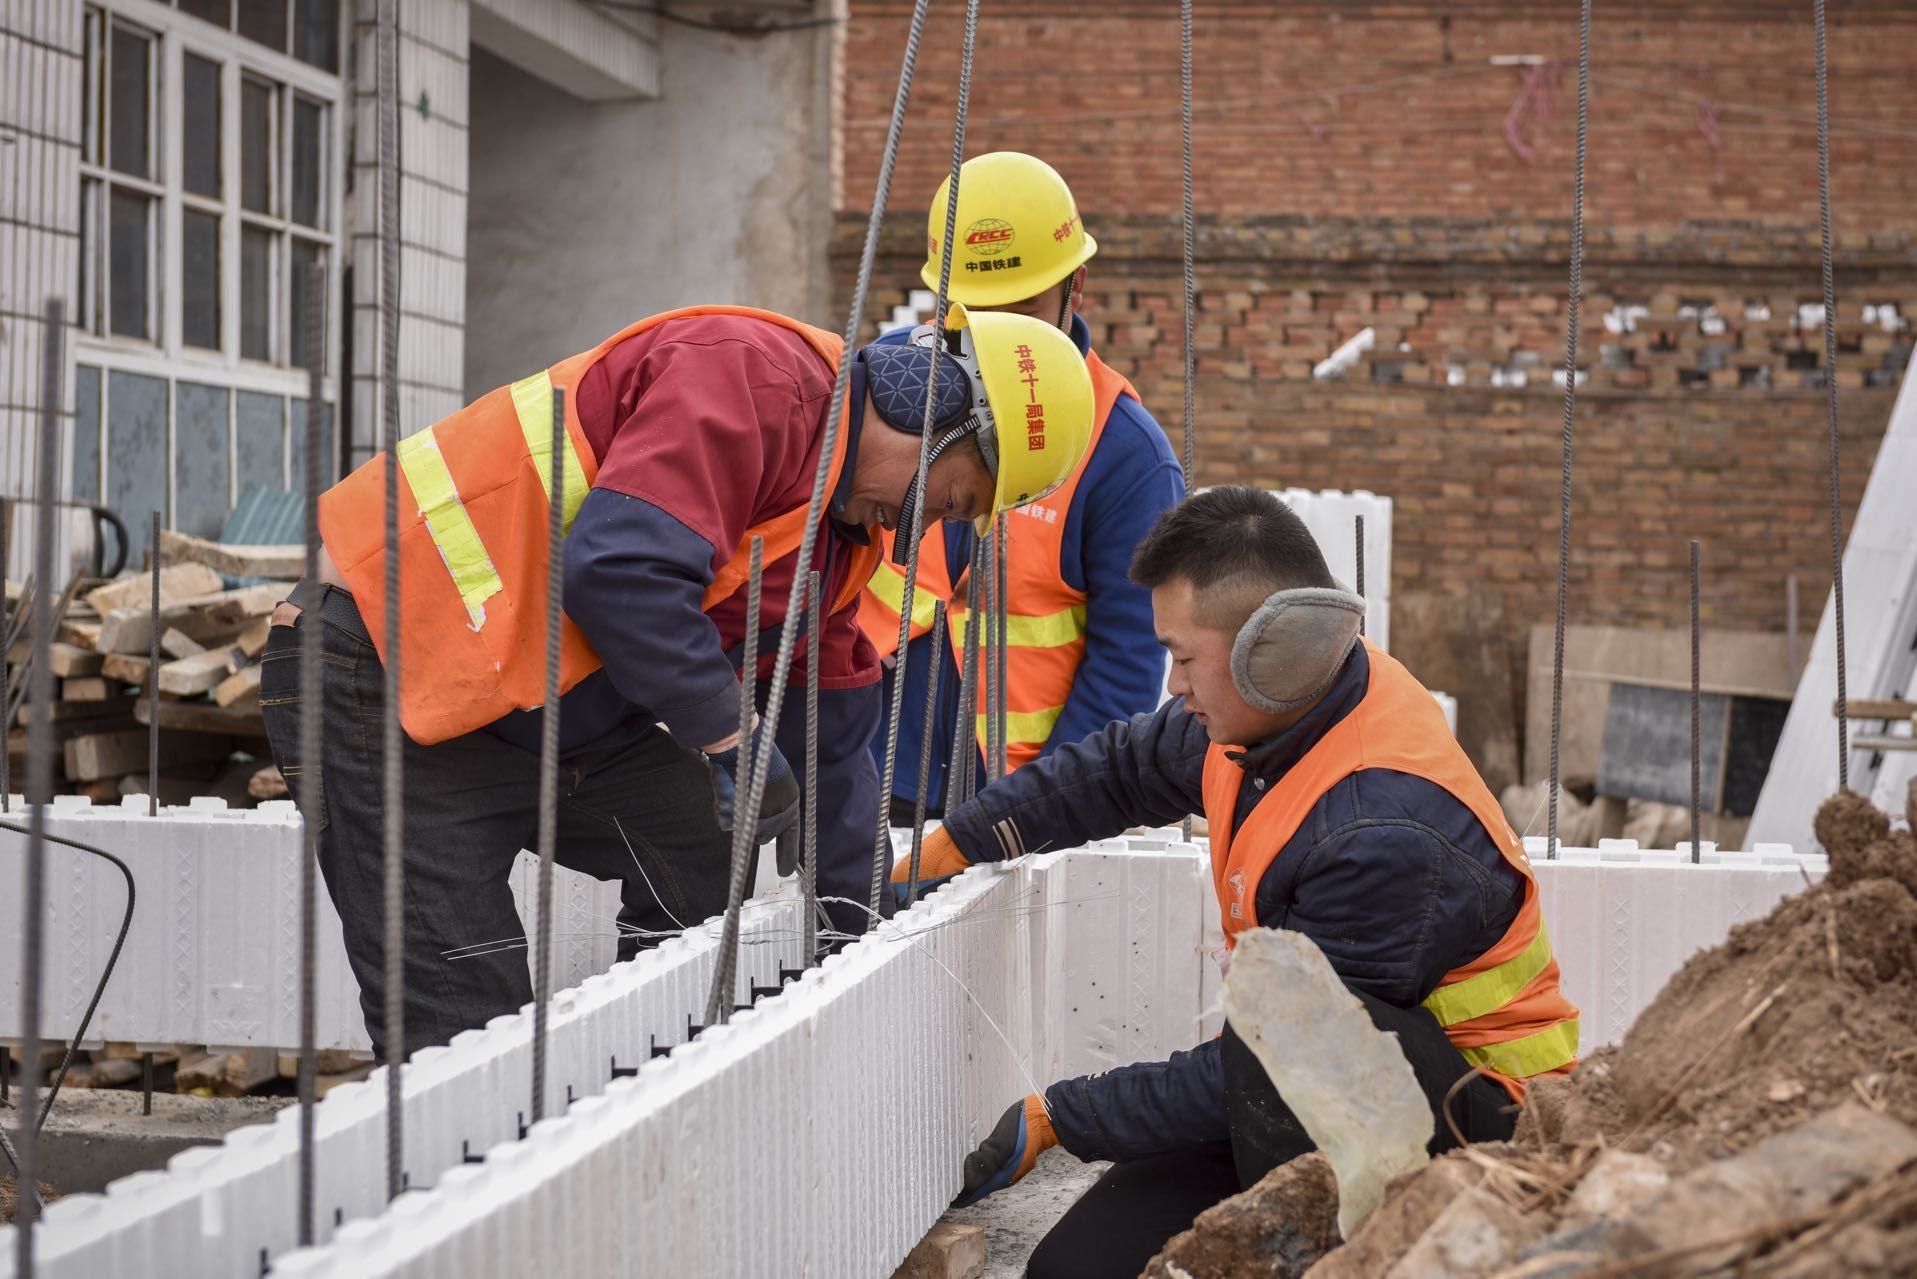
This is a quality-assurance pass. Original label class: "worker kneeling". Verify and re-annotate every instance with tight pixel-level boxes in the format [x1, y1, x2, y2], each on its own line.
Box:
[258, 304, 1092, 1062]
[893, 487, 1579, 1278]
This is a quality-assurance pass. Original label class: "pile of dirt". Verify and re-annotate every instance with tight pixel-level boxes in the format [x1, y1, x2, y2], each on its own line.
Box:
[0, 1174, 59, 1225]
[1150, 789, 1917, 1278]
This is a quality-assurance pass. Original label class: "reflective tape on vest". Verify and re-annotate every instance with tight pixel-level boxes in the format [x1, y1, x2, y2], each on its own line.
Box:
[508, 370, 591, 533]
[868, 560, 941, 633]
[1454, 1018, 1581, 1080]
[867, 564, 1089, 652]
[395, 427, 503, 629]
[974, 705, 1063, 746]
[1420, 925, 1556, 1029]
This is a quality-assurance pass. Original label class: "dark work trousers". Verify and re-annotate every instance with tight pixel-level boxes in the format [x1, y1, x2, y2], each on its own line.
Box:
[259, 585, 741, 1062]
[1025, 990, 1519, 1279]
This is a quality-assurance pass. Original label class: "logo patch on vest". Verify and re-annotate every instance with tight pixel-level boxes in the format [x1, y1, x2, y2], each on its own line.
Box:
[1227, 870, 1246, 921]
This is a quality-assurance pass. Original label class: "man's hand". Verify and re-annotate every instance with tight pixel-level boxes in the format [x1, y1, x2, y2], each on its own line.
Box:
[955, 1095, 1056, 1209]
[705, 733, 801, 866]
[889, 825, 972, 904]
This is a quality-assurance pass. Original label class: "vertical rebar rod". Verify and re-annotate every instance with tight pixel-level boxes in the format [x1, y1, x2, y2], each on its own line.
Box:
[1354, 514, 1366, 637]
[705, 536, 763, 1027]
[1546, 0, 1592, 863]
[14, 296, 65, 1277]
[147, 510, 160, 814]
[803, 570, 821, 966]
[1690, 538, 1702, 864]
[1813, 0, 1850, 789]
[530, 387, 566, 1124]
[295, 262, 326, 1246]
[962, 539, 986, 804]
[946, 554, 984, 814]
[376, 0, 405, 1203]
[906, 601, 946, 906]
[3, 498, 11, 814]
[1786, 573, 1800, 681]
[994, 513, 1009, 780]
[869, 0, 981, 919]
[979, 529, 997, 786]
[1179, 0, 1196, 488]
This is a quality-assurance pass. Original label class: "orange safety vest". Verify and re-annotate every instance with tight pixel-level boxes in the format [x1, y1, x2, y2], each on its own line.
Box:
[318, 305, 881, 746]
[1202, 640, 1580, 1101]
[858, 350, 1136, 769]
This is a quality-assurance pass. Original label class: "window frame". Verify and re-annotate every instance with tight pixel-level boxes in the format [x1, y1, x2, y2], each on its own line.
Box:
[76, 0, 346, 513]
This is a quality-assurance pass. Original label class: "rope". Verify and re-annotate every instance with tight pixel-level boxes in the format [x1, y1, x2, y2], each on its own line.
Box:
[870, 0, 980, 918]
[529, 388, 566, 1121]
[376, 0, 406, 1201]
[1546, 0, 1591, 863]
[1690, 538, 1702, 863]
[705, 537, 763, 1027]
[295, 264, 326, 1246]
[1814, 0, 1850, 788]
[13, 296, 64, 1275]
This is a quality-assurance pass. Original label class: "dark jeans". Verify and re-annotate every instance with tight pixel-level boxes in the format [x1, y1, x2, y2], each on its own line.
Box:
[259, 585, 739, 1061]
[1026, 991, 1518, 1279]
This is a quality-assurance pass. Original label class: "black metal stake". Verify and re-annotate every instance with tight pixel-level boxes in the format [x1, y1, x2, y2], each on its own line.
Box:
[142, 1050, 154, 1116]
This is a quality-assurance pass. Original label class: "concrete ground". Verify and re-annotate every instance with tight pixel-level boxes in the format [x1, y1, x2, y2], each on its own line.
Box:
[940, 1148, 1109, 1278]
[3, 1088, 289, 1197]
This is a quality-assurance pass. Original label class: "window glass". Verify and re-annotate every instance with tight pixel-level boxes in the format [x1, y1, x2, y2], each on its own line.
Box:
[108, 188, 151, 339]
[238, 0, 289, 52]
[177, 0, 231, 26]
[183, 210, 222, 349]
[108, 23, 151, 178]
[241, 225, 274, 360]
[183, 54, 222, 199]
[291, 97, 323, 228]
[293, 0, 338, 72]
[241, 77, 275, 214]
[289, 238, 324, 367]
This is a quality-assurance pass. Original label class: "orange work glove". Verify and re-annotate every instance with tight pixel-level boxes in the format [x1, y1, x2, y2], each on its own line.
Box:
[955, 1095, 1056, 1207]
[889, 825, 971, 885]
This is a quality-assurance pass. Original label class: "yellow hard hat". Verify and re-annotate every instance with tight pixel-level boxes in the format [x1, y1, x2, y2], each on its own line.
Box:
[951, 305, 1093, 522]
[922, 152, 1098, 308]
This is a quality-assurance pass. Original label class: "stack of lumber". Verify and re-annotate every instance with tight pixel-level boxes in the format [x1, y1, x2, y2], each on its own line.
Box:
[2, 532, 300, 804]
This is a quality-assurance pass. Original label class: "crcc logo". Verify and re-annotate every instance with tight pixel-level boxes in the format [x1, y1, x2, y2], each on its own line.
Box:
[965, 218, 1015, 257]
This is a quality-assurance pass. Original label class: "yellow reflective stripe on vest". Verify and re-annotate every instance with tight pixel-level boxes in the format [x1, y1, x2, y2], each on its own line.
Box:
[1455, 1017, 1580, 1080]
[868, 560, 941, 632]
[1421, 925, 1555, 1029]
[396, 427, 503, 629]
[975, 705, 1064, 746]
[954, 603, 1088, 650]
[508, 371, 590, 531]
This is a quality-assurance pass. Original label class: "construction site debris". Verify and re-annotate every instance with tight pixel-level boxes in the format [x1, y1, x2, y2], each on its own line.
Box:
[1142, 1153, 1339, 1279]
[1163, 789, 1917, 1277]
[0, 1176, 59, 1225]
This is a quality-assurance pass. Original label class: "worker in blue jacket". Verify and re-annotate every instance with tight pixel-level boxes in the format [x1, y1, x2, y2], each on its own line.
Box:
[891, 487, 1579, 1278]
[861, 153, 1184, 816]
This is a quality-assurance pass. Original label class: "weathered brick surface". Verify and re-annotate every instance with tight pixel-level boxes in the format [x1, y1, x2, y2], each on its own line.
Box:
[835, 2, 1915, 644]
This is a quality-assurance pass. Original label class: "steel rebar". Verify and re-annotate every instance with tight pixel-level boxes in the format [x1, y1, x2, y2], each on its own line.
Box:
[1354, 514, 1366, 637]
[1813, 0, 1850, 789]
[803, 570, 821, 966]
[906, 601, 946, 906]
[530, 388, 566, 1123]
[1690, 538, 1702, 864]
[705, 536, 763, 1027]
[147, 510, 159, 814]
[295, 263, 326, 1245]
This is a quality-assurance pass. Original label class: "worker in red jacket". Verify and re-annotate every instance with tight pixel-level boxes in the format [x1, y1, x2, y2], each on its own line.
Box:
[896, 487, 1578, 1277]
[259, 304, 1094, 1060]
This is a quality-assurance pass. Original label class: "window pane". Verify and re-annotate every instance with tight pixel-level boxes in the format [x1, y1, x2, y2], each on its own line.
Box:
[183, 54, 222, 199]
[108, 188, 151, 339]
[178, 0, 232, 26]
[294, 0, 338, 72]
[291, 97, 323, 228]
[108, 24, 150, 178]
[183, 210, 222, 350]
[241, 78, 275, 214]
[238, 0, 290, 53]
[241, 225, 274, 360]
[289, 238, 324, 368]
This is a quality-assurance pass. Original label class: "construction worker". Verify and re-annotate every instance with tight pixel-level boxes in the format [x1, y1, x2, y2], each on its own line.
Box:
[861, 153, 1183, 816]
[257, 304, 1094, 1061]
[893, 487, 1579, 1278]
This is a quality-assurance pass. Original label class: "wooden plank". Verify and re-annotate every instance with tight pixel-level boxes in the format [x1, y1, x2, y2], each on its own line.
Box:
[157, 530, 304, 580]
[61, 676, 114, 702]
[100, 653, 150, 685]
[55, 620, 102, 651]
[133, 697, 267, 737]
[64, 728, 234, 781]
[213, 664, 260, 708]
[46, 642, 103, 678]
[96, 584, 288, 654]
[157, 646, 245, 696]
[159, 627, 206, 659]
[1853, 735, 1917, 752]
[82, 563, 224, 616]
[236, 617, 272, 659]
[1837, 698, 1917, 722]
[175, 1048, 278, 1097]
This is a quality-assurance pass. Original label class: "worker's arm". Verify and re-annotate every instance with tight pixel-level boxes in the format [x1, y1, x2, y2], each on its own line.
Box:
[938, 697, 1208, 863]
[1045, 399, 1185, 753]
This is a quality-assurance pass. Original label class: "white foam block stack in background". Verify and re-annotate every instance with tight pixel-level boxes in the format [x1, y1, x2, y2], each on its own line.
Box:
[1278, 488, 1393, 653]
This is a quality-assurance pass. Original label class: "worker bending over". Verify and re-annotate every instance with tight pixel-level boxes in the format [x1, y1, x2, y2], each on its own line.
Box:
[895, 487, 1579, 1278]
[862, 153, 1183, 816]
[259, 304, 1093, 1060]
